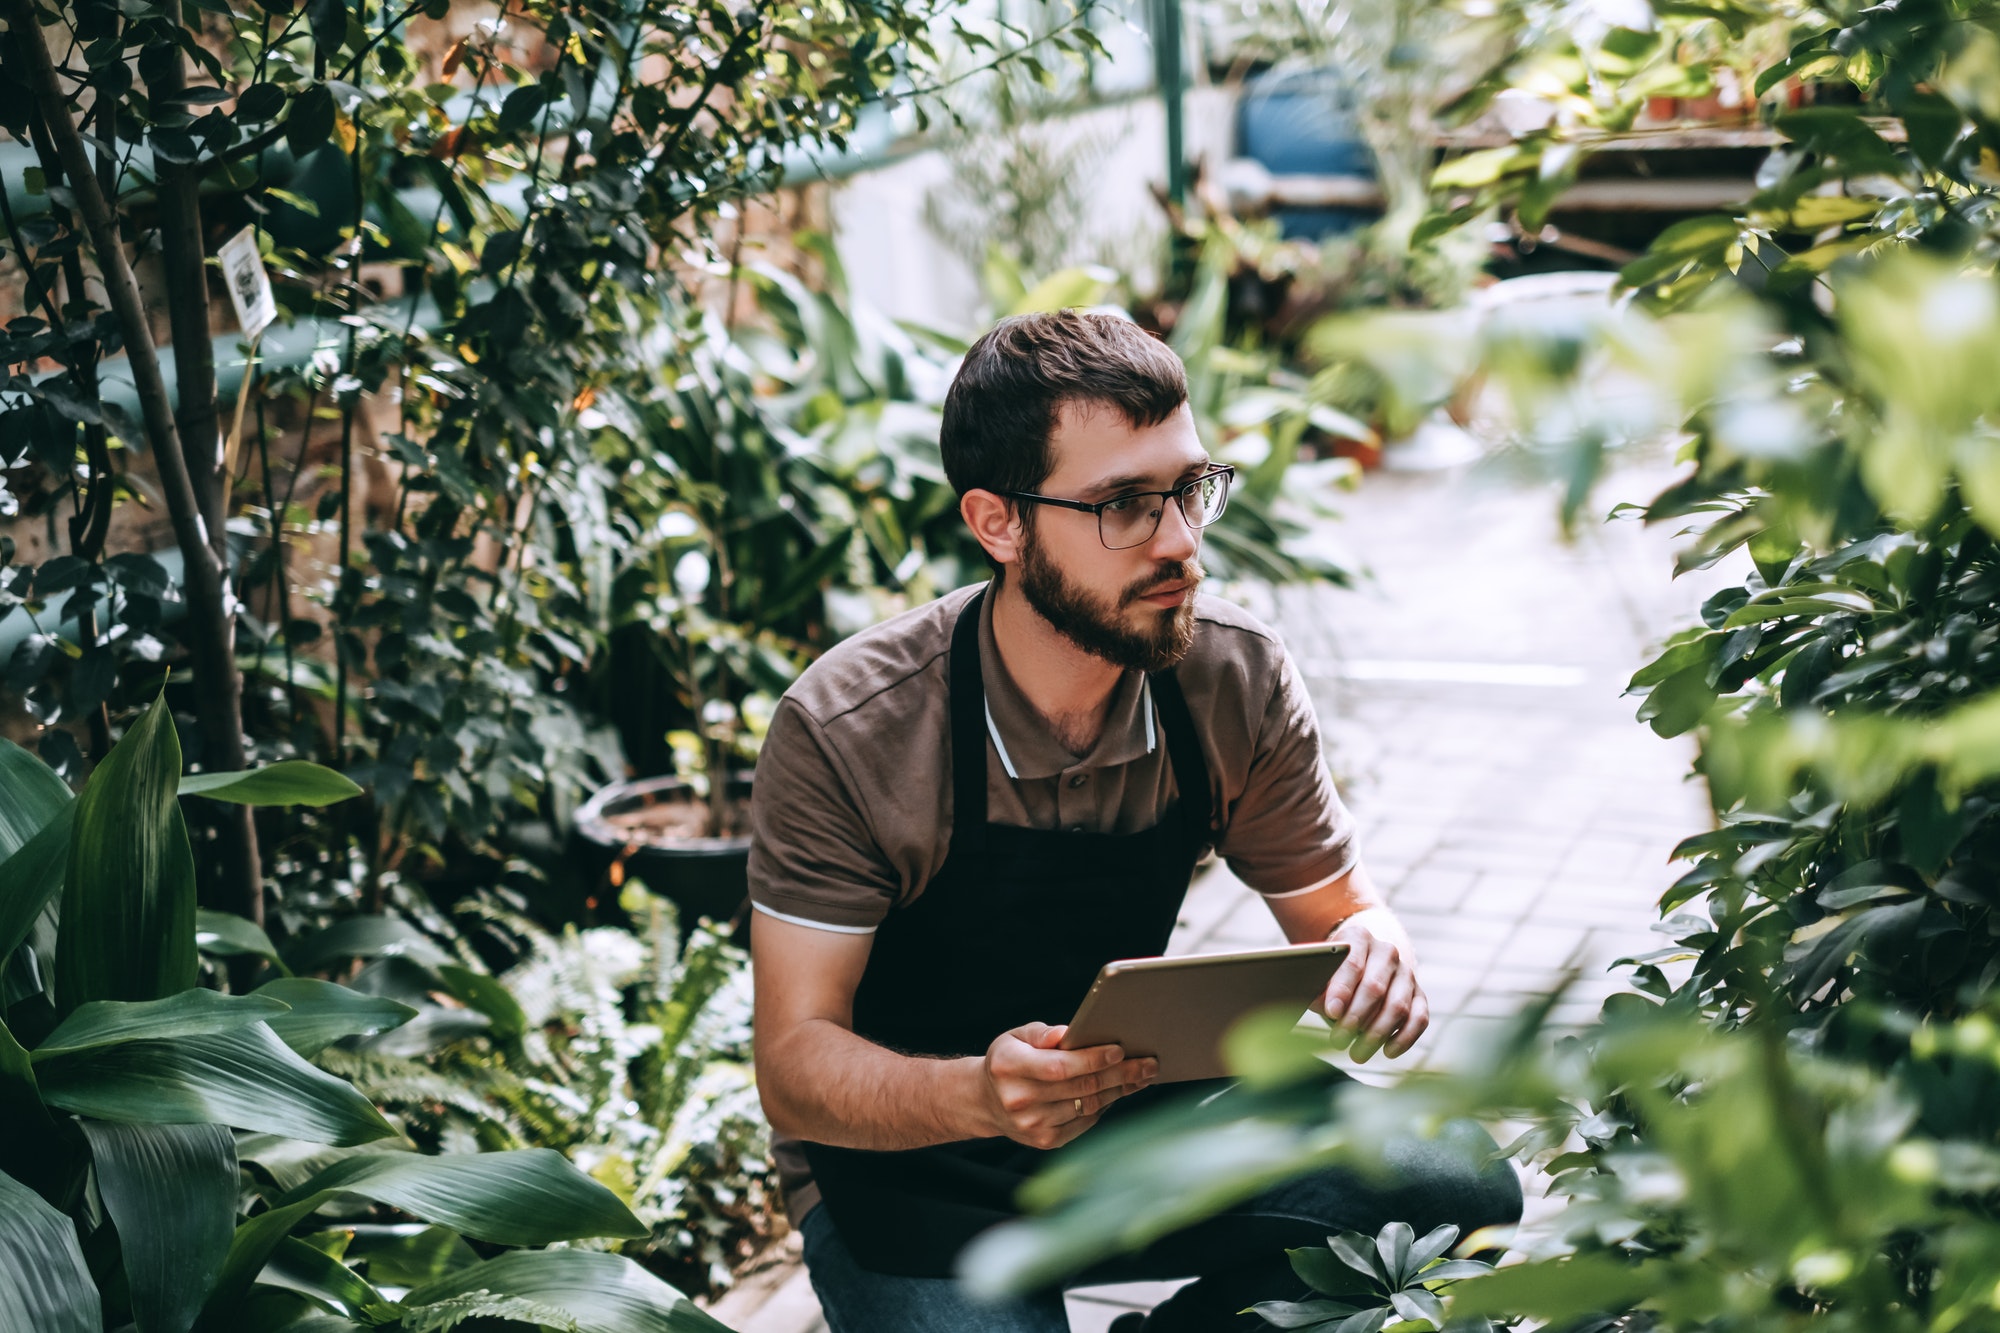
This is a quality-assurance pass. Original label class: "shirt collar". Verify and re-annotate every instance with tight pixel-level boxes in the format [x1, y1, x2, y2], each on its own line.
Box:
[977, 586, 1158, 780]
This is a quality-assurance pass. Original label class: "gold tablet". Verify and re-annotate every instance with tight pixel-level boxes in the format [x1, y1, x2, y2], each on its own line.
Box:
[1058, 941, 1349, 1082]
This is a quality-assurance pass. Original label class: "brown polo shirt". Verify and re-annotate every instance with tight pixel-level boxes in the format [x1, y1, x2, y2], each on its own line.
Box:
[748, 582, 1360, 1222]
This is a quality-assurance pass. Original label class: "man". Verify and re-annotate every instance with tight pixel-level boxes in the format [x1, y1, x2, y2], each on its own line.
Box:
[749, 310, 1520, 1331]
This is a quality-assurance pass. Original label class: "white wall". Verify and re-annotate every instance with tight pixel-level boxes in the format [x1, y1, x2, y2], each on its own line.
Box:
[831, 86, 1238, 334]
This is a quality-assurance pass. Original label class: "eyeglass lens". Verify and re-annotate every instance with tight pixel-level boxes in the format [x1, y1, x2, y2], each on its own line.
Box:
[1100, 471, 1232, 550]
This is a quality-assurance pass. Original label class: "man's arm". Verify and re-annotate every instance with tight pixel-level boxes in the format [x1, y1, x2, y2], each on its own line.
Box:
[1263, 860, 1429, 1063]
[751, 913, 1158, 1152]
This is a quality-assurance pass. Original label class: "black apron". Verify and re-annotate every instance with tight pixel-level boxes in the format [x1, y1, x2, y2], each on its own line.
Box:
[801, 587, 1215, 1277]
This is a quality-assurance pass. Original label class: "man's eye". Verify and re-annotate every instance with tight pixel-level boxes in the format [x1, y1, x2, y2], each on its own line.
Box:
[1102, 495, 1142, 514]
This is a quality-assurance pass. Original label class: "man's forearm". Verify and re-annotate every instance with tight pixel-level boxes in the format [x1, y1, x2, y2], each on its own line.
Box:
[759, 1018, 991, 1150]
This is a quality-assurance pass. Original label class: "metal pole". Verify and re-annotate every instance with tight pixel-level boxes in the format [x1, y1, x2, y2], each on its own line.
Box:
[1152, 0, 1187, 209]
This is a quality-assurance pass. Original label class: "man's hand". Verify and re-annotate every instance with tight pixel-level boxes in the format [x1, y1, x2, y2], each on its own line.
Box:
[1322, 906, 1428, 1062]
[978, 1023, 1158, 1150]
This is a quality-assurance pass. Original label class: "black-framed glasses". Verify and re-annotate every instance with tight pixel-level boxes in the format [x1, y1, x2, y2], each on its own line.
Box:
[1002, 465, 1236, 551]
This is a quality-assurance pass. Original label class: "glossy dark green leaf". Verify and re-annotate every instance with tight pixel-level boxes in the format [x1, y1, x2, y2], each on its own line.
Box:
[57, 691, 198, 1012]
[35, 991, 291, 1059]
[340, 1225, 477, 1288]
[194, 910, 290, 975]
[284, 84, 336, 157]
[36, 1023, 395, 1145]
[436, 965, 525, 1039]
[201, 1149, 647, 1324]
[286, 916, 450, 972]
[79, 1121, 236, 1333]
[249, 979, 416, 1056]
[0, 1017, 49, 1132]
[177, 762, 361, 807]
[277, 1148, 647, 1246]
[0, 738, 70, 859]
[0, 1167, 100, 1332]
[259, 1237, 391, 1323]
[402, 1250, 727, 1332]
[0, 805, 73, 965]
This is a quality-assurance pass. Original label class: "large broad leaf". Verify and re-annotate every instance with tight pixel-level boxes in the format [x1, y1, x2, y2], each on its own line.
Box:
[249, 979, 416, 1056]
[286, 916, 450, 972]
[277, 1149, 647, 1246]
[35, 991, 292, 1059]
[0, 804, 73, 965]
[177, 763, 362, 807]
[79, 1121, 237, 1333]
[57, 692, 199, 1011]
[0, 738, 71, 859]
[0, 1167, 101, 1333]
[401, 1250, 727, 1333]
[258, 1236, 391, 1323]
[195, 911, 290, 976]
[201, 1150, 647, 1326]
[36, 1022, 394, 1145]
[0, 1017, 49, 1132]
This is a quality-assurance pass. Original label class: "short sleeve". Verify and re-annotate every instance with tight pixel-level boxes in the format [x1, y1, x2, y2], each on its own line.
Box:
[1213, 651, 1359, 895]
[746, 697, 900, 932]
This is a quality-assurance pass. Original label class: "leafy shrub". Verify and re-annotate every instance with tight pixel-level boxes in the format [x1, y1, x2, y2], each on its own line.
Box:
[0, 693, 728, 1330]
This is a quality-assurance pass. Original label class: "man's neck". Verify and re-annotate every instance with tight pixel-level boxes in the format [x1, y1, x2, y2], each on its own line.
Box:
[989, 577, 1124, 757]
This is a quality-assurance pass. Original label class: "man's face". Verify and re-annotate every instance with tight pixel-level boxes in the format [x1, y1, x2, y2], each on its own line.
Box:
[1013, 402, 1210, 673]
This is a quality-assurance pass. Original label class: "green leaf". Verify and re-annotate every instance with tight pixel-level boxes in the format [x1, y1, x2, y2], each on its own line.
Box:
[436, 965, 525, 1039]
[195, 910, 290, 975]
[250, 979, 416, 1056]
[0, 738, 70, 860]
[286, 915, 450, 971]
[403, 1250, 727, 1332]
[57, 691, 198, 1012]
[177, 762, 361, 807]
[201, 1150, 649, 1325]
[1376, 1222, 1413, 1286]
[1405, 1224, 1459, 1277]
[0, 1167, 100, 1333]
[0, 1017, 49, 1132]
[340, 1225, 477, 1288]
[79, 1122, 236, 1333]
[277, 1149, 647, 1247]
[284, 83, 337, 157]
[34, 990, 292, 1059]
[0, 804, 73, 965]
[260, 1237, 390, 1323]
[36, 1023, 395, 1145]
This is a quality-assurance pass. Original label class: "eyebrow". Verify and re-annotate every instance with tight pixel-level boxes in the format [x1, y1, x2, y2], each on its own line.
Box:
[1080, 460, 1214, 501]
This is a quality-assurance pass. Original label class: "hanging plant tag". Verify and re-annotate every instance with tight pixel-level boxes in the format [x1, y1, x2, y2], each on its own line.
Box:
[217, 227, 276, 341]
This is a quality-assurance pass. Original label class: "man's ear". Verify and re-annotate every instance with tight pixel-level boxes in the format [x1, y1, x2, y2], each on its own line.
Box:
[960, 489, 1024, 568]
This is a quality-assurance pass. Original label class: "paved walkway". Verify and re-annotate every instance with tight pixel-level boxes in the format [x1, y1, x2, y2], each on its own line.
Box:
[711, 458, 1733, 1333]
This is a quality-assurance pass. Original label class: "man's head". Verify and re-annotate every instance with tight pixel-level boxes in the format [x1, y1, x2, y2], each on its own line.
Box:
[941, 310, 1212, 673]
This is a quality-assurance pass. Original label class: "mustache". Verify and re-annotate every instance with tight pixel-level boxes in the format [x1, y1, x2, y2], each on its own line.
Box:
[1120, 561, 1204, 606]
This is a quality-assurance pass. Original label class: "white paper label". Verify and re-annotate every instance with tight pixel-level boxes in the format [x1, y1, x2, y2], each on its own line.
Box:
[217, 226, 276, 341]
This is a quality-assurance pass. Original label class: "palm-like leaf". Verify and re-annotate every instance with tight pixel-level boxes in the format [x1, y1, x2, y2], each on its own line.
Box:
[79, 1121, 236, 1333]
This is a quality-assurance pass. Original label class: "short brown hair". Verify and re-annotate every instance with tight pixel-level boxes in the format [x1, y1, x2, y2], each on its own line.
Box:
[939, 310, 1188, 500]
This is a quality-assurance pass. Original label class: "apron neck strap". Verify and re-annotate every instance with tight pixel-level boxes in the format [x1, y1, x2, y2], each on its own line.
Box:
[1147, 667, 1213, 839]
[948, 587, 991, 856]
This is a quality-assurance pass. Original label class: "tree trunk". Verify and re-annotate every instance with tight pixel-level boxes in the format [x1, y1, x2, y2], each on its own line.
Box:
[149, 0, 265, 927]
[8, 0, 265, 926]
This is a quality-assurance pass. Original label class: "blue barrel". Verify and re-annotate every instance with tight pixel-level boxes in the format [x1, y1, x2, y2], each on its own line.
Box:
[1236, 65, 1374, 238]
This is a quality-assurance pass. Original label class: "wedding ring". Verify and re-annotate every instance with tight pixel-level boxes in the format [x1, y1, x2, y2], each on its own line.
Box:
[1074, 1098, 1084, 1115]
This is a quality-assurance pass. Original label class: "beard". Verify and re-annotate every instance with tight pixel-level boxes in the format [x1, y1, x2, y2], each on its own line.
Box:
[1016, 534, 1202, 673]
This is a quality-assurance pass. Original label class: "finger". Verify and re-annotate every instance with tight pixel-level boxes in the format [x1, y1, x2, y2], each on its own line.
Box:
[1340, 941, 1399, 1034]
[1032, 1025, 1068, 1050]
[1041, 1057, 1158, 1104]
[1384, 989, 1431, 1059]
[1321, 936, 1372, 1022]
[1008, 1022, 1058, 1048]
[1351, 968, 1416, 1063]
[1001, 1039, 1126, 1084]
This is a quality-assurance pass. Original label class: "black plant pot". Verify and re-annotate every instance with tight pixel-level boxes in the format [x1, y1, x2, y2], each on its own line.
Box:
[571, 773, 754, 937]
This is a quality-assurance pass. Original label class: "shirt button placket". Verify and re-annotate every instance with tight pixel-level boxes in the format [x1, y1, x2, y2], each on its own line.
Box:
[1062, 770, 1089, 833]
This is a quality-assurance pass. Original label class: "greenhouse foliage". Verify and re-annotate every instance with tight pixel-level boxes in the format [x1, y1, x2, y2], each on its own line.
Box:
[966, 0, 2000, 1330]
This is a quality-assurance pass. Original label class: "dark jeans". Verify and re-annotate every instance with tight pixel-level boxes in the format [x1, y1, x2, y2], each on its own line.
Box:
[801, 1117, 1523, 1333]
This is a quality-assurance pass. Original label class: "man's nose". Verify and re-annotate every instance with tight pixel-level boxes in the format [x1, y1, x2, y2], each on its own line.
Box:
[1147, 497, 1200, 563]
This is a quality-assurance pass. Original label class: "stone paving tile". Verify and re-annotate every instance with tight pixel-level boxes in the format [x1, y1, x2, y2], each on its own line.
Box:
[726, 459, 1740, 1332]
